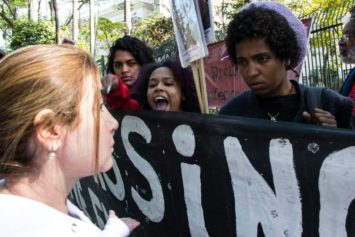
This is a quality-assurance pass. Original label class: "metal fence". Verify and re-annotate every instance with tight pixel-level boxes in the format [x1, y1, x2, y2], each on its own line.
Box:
[153, 1, 355, 92]
[301, 0, 355, 91]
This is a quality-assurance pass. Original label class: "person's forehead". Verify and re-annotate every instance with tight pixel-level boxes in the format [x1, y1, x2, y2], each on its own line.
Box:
[149, 67, 174, 79]
[113, 50, 136, 62]
[236, 38, 273, 57]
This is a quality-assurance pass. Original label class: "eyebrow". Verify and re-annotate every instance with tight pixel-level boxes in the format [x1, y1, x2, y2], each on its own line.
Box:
[149, 76, 175, 81]
[114, 59, 136, 64]
[237, 52, 271, 59]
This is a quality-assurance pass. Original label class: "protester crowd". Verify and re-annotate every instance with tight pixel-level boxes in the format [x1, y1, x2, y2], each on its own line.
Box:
[0, 1, 355, 236]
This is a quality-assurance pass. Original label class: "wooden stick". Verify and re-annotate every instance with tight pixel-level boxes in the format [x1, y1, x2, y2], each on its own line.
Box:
[198, 58, 209, 113]
[191, 59, 209, 113]
[191, 62, 204, 112]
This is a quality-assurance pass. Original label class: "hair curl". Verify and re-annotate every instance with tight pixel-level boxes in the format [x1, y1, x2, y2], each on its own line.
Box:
[107, 35, 154, 74]
[225, 6, 300, 69]
[134, 59, 201, 113]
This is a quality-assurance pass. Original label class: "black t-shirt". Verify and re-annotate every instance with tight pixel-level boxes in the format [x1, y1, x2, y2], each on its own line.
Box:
[257, 94, 299, 122]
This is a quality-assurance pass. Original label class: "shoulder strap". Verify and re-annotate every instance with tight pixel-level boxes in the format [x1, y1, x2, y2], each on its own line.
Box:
[306, 86, 324, 114]
[307, 87, 354, 128]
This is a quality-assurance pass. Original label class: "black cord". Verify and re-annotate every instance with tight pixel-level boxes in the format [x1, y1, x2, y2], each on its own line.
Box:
[290, 68, 300, 78]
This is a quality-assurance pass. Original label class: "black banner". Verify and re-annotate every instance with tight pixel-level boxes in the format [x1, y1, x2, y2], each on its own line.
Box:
[70, 110, 355, 237]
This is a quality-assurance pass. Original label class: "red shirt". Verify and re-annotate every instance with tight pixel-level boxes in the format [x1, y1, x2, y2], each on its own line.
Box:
[347, 82, 355, 114]
[104, 75, 142, 110]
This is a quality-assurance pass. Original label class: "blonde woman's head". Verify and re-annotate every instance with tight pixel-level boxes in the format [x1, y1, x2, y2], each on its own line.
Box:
[0, 45, 102, 178]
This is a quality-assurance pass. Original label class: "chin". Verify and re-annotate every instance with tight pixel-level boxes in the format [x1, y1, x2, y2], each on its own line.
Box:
[99, 156, 114, 173]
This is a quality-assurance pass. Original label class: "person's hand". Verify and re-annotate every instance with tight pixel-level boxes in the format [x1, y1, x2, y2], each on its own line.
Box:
[303, 108, 337, 128]
[101, 73, 119, 94]
[120, 217, 140, 232]
[107, 210, 140, 233]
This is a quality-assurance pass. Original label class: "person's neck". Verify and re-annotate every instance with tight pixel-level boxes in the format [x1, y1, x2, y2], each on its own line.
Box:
[1, 168, 74, 214]
[265, 80, 296, 97]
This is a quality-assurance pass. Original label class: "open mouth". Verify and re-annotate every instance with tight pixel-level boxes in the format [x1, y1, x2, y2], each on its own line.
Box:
[154, 96, 169, 111]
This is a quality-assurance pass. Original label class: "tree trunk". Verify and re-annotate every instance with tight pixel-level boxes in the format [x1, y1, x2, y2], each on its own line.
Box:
[89, 0, 95, 54]
[28, 0, 31, 20]
[124, 0, 131, 35]
[29, 0, 39, 21]
[73, 0, 79, 42]
[52, 0, 60, 44]
[38, 0, 42, 19]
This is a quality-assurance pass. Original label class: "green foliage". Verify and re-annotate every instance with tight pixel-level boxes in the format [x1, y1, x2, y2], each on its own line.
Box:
[132, 13, 174, 48]
[10, 19, 55, 49]
[214, 0, 244, 39]
[96, 17, 125, 50]
[0, 0, 28, 42]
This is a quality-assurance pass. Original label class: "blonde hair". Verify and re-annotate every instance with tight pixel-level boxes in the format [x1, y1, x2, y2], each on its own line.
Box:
[0, 44, 101, 178]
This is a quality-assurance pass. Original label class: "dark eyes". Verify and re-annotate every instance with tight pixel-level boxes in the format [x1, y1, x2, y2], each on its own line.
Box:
[148, 79, 175, 88]
[127, 61, 136, 67]
[257, 55, 269, 63]
[114, 61, 137, 68]
[148, 81, 156, 88]
[236, 55, 269, 66]
[236, 59, 246, 66]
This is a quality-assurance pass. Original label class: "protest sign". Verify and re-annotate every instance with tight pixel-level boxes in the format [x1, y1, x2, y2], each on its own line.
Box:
[169, 0, 212, 112]
[198, 0, 215, 44]
[71, 110, 355, 236]
[169, 0, 208, 68]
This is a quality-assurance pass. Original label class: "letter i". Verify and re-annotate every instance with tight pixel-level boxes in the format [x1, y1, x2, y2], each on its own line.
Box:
[173, 125, 208, 237]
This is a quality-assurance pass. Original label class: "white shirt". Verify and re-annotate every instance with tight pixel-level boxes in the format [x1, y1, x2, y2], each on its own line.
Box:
[0, 194, 130, 237]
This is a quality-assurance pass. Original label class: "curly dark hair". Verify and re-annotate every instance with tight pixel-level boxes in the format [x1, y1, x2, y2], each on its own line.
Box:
[107, 35, 154, 74]
[225, 7, 299, 69]
[134, 59, 201, 113]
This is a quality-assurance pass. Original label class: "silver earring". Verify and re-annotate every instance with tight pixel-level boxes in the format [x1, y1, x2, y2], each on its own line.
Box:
[48, 144, 58, 160]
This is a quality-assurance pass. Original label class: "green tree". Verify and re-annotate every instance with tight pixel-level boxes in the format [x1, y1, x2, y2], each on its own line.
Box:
[96, 17, 124, 50]
[133, 13, 174, 48]
[0, 0, 28, 47]
[10, 19, 55, 49]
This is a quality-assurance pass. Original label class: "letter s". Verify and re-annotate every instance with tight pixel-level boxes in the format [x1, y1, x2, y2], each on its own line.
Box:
[121, 115, 165, 222]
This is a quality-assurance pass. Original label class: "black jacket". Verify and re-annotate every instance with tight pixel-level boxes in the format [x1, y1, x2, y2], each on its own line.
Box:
[219, 81, 354, 129]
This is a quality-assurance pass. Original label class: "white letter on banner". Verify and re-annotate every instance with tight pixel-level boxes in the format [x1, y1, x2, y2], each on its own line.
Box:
[319, 146, 355, 237]
[71, 181, 87, 214]
[121, 115, 164, 222]
[88, 187, 108, 228]
[173, 125, 208, 237]
[181, 164, 208, 237]
[224, 137, 302, 236]
[102, 157, 125, 201]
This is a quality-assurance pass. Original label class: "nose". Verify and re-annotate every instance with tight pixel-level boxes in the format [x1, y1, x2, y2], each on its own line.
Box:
[246, 61, 259, 77]
[122, 63, 129, 73]
[107, 112, 119, 134]
[155, 81, 164, 91]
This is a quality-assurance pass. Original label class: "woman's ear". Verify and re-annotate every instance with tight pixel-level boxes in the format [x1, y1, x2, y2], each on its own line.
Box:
[33, 109, 63, 151]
